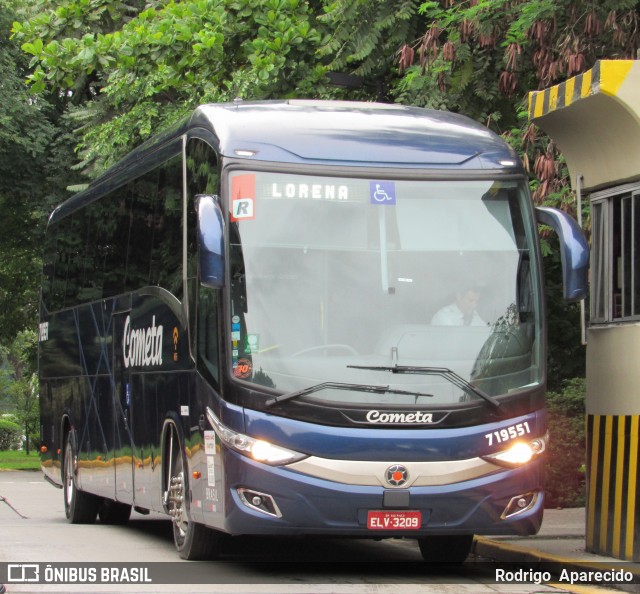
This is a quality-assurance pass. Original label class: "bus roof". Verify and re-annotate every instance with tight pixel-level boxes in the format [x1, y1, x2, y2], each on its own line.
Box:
[189, 100, 519, 169]
[52, 100, 521, 222]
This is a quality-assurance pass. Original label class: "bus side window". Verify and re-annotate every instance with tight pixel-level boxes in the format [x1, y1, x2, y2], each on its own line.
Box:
[150, 155, 183, 298]
[186, 137, 220, 383]
[125, 171, 158, 291]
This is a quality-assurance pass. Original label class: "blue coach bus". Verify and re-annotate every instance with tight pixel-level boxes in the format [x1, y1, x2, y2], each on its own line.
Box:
[38, 100, 588, 562]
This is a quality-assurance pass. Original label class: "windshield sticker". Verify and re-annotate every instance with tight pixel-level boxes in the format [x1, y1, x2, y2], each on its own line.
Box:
[370, 181, 396, 205]
[231, 174, 256, 221]
[244, 334, 260, 353]
[204, 431, 216, 455]
[234, 358, 253, 379]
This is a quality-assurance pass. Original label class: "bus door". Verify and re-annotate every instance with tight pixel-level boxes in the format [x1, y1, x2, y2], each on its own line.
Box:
[112, 299, 135, 505]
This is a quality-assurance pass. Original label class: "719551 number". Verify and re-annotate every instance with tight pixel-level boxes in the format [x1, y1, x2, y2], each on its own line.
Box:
[485, 421, 531, 446]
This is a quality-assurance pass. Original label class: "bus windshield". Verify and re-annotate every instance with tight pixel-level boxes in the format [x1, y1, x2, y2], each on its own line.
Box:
[227, 170, 542, 407]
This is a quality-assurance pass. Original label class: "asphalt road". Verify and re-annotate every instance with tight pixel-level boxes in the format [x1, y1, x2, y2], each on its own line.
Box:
[0, 470, 604, 594]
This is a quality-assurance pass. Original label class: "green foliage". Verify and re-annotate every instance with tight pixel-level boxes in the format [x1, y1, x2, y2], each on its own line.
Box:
[0, 6, 51, 340]
[406, 0, 638, 105]
[0, 3, 78, 342]
[545, 378, 586, 508]
[320, 0, 421, 99]
[13, 0, 329, 172]
[0, 417, 21, 450]
[543, 239, 586, 388]
[0, 448, 41, 469]
[1, 331, 39, 454]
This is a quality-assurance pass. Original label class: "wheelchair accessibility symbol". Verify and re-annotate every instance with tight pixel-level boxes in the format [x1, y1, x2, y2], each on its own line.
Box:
[370, 181, 396, 205]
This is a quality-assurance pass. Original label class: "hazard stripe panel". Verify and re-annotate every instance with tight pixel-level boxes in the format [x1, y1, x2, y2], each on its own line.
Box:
[528, 60, 634, 121]
[586, 414, 640, 560]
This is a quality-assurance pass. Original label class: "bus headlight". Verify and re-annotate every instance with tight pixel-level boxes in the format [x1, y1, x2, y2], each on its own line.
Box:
[483, 434, 547, 468]
[206, 407, 307, 466]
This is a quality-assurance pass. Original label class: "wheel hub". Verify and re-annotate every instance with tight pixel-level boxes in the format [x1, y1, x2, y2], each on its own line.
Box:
[168, 471, 187, 535]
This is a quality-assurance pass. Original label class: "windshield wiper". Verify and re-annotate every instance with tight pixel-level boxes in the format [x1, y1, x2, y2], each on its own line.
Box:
[264, 381, 433, 408]
[346, 365, 501, 411]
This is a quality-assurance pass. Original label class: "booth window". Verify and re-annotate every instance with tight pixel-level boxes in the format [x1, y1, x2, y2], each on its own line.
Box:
[591, 185, 640, 323]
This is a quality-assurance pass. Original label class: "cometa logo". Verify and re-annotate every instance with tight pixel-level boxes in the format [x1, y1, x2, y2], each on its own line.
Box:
[386, 464, 409, 487]
[365, 410, 434, 424]
[122, 315, 163, 368]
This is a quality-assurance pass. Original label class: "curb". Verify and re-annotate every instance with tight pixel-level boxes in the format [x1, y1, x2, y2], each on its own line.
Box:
[473, 536, 640, 578]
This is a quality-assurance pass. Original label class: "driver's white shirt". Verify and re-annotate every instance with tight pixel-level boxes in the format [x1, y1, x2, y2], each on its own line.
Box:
[430, 303, 485, 326]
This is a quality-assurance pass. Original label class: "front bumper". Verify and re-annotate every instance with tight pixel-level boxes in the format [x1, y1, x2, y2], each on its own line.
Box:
[220, 449, 544, 537]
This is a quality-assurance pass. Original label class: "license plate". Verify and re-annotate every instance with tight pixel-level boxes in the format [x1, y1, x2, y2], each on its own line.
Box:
[367, 510, 421, 530]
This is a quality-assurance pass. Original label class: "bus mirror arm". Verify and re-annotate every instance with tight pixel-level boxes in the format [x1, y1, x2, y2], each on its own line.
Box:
[535, 206, 589, 302]
[196, 194, 225, 289]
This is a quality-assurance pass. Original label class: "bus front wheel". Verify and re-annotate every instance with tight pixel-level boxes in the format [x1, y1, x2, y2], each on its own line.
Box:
[165, 423, 222, 560]
[417, 534, 473, 564]
[63, 433, 99, 524]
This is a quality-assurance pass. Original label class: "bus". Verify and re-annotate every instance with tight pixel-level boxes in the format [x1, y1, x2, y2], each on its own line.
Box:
[38, 100, 588, 562]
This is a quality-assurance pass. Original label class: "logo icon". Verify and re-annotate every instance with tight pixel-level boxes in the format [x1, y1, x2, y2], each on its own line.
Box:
[370, 181, 396, 205]
[385, 464, 409, 487]
[173, 327, 179, 361]
[8, 564, 39, 582]
[232, 197, 254, 220]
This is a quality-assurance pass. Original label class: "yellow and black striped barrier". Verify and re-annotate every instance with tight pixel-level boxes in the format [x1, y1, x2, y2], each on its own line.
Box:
[528, 60, 634, 121]
[587, 414, 640, 561]
[528, 59, 640, 193]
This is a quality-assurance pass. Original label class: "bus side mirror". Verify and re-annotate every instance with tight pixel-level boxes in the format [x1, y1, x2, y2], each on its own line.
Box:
[535, 206, 589, 301]
[196, 194, 225, 288]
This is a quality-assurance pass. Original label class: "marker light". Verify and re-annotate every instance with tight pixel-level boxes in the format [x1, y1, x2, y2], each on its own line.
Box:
[483, 434, 547, 468]
[206, 407, 307, 466]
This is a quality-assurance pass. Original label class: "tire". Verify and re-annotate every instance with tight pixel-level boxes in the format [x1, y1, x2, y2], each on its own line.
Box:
[418, 534, 474, 564]
[63, 433, 99, 524]
[165, 423, 222, 560]
[98, 499, 132, 524]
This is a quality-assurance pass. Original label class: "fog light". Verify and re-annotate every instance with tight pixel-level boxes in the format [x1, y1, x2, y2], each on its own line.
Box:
[501, 491, 538, 519]
[237, 488, 282, 518]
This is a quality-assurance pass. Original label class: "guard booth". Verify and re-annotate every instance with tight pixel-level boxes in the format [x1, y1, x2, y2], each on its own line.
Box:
[529, 60, 640, 561]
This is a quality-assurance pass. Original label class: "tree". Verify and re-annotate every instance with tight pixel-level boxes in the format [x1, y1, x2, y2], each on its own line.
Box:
[0, 1, 77, 343]
[318, 0, 423, 100]
[0, 4, 52, 341]
[394, 0, 639, 198]
[12, 0, 330, 174]
[0, 418, 21, 450]
[0, 330, 39, 454]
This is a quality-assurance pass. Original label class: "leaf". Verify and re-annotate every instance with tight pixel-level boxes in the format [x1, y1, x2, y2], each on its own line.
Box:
[21, 38, 43, 56]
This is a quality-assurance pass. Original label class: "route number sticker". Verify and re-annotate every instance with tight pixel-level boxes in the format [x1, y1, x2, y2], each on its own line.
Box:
[485, 422, 531, 446]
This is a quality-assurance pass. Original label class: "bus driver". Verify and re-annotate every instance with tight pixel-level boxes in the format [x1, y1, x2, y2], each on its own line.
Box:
[431, 285, 486, 326]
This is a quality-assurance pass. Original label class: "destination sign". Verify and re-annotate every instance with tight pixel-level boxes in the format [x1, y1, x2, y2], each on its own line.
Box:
[269, 182, 350, 201]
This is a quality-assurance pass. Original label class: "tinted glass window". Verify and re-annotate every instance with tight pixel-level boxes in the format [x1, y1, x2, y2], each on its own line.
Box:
[186, 138, 219, 381]
[42, 154, 184, 311]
